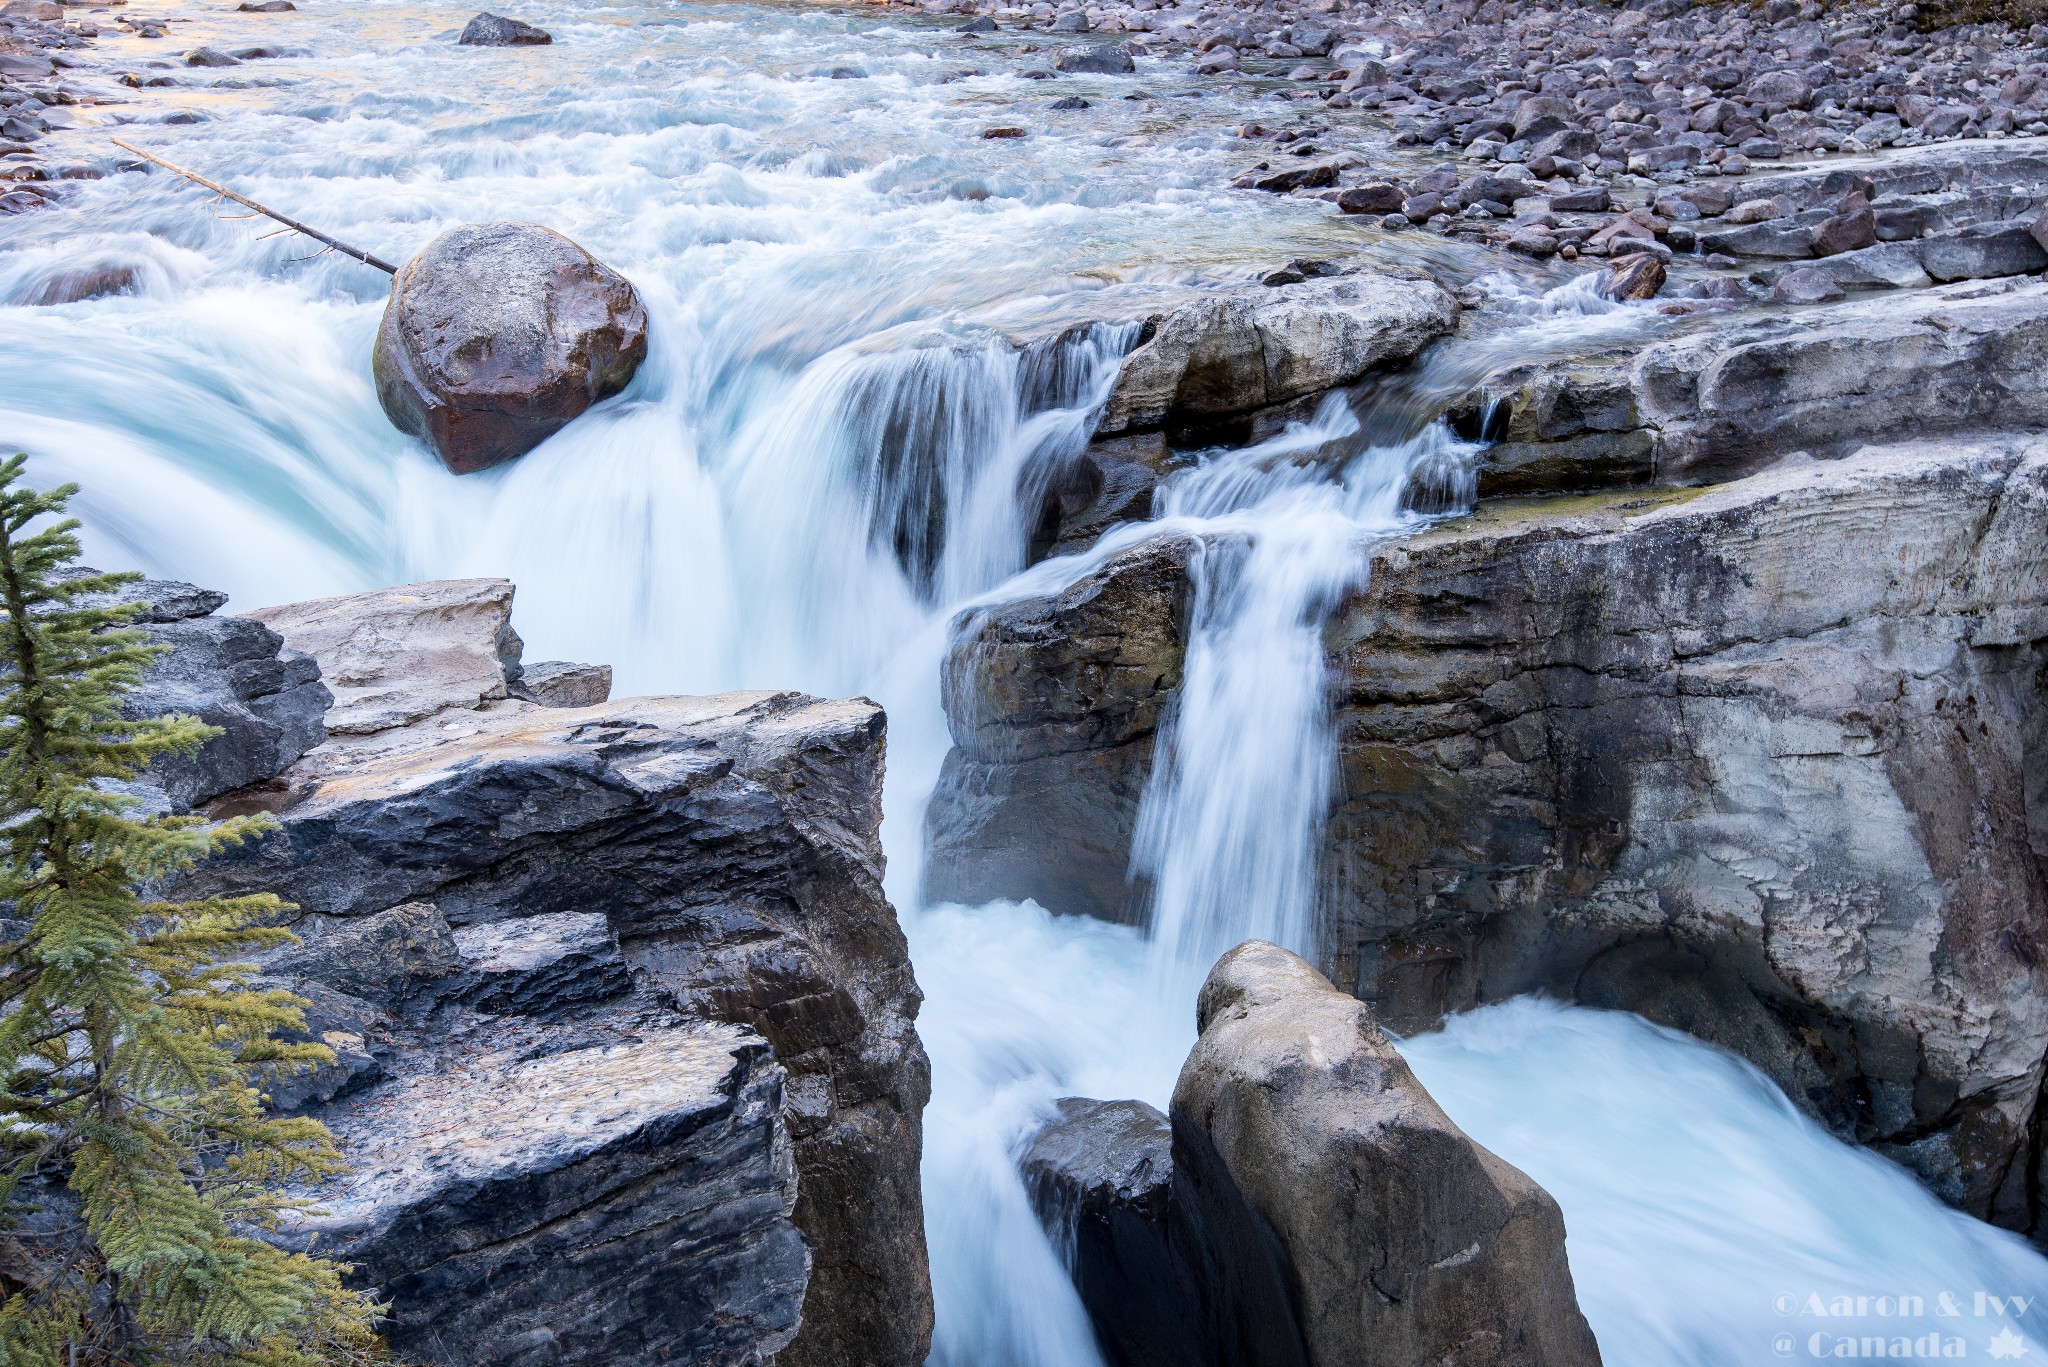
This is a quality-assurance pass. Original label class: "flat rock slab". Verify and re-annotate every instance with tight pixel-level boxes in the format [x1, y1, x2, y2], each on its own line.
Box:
[291, 1021, 808, 1366]
[245, 578, 522, 736]
[1098, 274, 1459, 434]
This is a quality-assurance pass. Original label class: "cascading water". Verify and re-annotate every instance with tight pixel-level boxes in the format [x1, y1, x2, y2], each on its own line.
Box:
[8, 2, 2048, 1364]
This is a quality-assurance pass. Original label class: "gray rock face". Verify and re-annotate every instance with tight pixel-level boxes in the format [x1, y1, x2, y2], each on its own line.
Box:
[373, 222, 647, 474]
[1173, 942, 1601, 1367]
[1464, 277, 2048, 493]
[181, 687, 933, 1367]
[924, 535, 1190, 922]
[938, 435, 2048, 1236]
[77, 573, 332, 809]
[512, 658, 612, 707]
[245, 578, 524, 735]
[1320, 436, 2048, 1232]
[290, 1020, 809, 1367]
[1096, 274, 1459, 437]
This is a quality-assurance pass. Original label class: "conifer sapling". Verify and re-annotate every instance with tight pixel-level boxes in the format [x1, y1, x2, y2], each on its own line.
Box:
[0, 456, 386, 1366]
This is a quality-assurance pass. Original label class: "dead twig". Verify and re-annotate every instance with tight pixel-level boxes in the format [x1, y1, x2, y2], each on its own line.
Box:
[109, 137, 398, 275]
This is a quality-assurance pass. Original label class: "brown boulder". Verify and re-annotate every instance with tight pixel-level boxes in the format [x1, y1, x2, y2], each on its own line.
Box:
[373, 221, 648, 474]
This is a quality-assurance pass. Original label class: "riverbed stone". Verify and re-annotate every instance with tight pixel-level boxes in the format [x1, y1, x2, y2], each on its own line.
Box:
[373, 221, 647, 474]
[457, 11, 551, 45]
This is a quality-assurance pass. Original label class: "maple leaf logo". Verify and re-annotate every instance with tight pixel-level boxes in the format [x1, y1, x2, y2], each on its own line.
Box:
[1990, 1327, 2030, 1360]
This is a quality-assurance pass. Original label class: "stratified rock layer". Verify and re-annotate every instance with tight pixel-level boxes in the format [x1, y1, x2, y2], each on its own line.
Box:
[1464, 278, 2048, 494]
[184, 687, 932, 1367]
[373, 222, 648, 474]
[1324, 434, 2048, 1229]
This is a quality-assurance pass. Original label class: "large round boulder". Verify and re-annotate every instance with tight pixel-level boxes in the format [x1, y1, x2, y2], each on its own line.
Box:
[372, 221, 649, 475]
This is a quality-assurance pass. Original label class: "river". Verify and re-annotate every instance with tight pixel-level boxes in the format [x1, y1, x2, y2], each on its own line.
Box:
[4, 0, 2046, 1362]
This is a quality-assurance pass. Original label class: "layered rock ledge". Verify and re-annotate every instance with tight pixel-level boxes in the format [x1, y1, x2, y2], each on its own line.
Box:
[134, 577, 934, 1367]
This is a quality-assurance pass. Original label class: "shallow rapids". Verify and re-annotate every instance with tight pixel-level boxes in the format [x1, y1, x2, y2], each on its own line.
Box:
[6, 1, 2048, 1364]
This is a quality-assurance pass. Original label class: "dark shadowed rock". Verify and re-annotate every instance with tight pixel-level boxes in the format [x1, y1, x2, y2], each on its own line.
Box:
[925, 535, 1190, 922]
[1020, 1098, 1198, 1367]
[458, 11, 551, 44]
[373, 221, 647, 473]
[236, 2, 295, 10]
[1172, 942, 1601, 1367]
[70, 573, 332, 809]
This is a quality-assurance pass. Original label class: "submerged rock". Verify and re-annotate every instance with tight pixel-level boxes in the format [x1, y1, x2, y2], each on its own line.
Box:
[372, 221, 647, 474]
[458, 11, 551, 45]
[1020, 1099, 1196, 1367]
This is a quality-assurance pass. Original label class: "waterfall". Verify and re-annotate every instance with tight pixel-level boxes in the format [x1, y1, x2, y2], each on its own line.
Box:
[7, 2, 2048, 1363]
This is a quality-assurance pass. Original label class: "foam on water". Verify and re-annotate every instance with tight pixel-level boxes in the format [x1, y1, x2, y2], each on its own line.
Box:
[6, 3, 2046, 1363]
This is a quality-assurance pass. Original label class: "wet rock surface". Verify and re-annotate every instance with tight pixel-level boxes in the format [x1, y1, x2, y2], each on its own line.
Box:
[458, 11, 551, 45]
[1022, 942, 1602, 1367]
[925, 534, 1191, 922]
[943, 425, 2048, 1238]
[372, 221, 648, 474]
[143, 579, 935, 1367]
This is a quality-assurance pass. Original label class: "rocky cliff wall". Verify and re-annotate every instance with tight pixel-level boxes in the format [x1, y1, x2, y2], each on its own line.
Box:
[126, 577, 933, 1367]
[933, 432, 2048, 1236]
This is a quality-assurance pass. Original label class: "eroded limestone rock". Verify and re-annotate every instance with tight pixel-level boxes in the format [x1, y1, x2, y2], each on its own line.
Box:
[244, 578, 523, 735]
[1096, 274, 1458, 437]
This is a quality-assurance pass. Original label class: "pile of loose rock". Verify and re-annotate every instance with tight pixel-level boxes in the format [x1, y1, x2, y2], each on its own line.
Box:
[910, 0, 2048, 266]
[0, 0, 103, 216]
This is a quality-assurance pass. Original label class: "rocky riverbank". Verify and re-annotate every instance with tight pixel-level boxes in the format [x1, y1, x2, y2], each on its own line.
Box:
[112, 573, 935, 1367]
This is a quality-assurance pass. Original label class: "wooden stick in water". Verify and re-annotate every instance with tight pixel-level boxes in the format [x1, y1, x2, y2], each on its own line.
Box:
[109, 137, 399, 275]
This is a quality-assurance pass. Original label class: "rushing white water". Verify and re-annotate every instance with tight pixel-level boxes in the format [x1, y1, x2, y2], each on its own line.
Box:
[8, 2, 2048, 1364]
